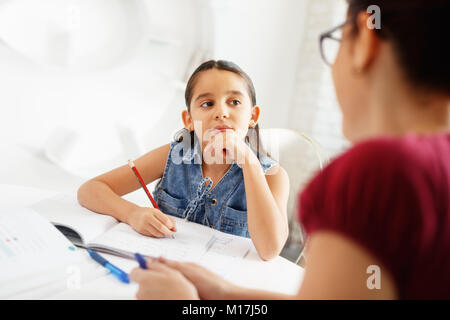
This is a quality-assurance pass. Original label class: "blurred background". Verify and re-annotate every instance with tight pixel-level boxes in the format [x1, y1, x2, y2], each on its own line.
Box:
[0, 0, 350, 262]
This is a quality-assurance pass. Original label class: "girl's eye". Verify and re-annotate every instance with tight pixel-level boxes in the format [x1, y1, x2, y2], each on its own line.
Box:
[200, 101, 213, 108]
[230, 100, 241, 106]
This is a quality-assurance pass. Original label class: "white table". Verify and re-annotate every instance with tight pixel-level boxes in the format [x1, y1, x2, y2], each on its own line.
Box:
[0, 183, 304, 299]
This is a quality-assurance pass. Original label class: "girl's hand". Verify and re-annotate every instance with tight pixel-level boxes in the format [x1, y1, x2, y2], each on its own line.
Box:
[130, 259, 199, 300]
[156, 256, 237, 300]
[204, 129, 251, 165]
[128, 206, 176, 238]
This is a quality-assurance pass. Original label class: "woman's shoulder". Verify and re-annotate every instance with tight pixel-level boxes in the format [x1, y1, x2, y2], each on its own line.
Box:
[327, 133, 450, 177]
[299, 132, 450, 231]
[299, 132, 450, 236]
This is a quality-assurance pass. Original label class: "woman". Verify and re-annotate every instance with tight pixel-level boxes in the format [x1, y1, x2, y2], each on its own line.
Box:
[130, 0, 450, 299]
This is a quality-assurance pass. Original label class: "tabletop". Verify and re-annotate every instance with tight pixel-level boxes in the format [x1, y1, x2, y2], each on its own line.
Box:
[0, 183, 304, 299]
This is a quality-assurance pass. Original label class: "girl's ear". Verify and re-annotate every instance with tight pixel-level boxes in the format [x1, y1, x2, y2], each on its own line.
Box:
[181, 110, 194, 131]
[250, 106, 261, 127]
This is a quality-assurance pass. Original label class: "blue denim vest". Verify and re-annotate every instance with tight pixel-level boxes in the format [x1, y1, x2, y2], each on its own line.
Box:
[152, 133, 277, 238]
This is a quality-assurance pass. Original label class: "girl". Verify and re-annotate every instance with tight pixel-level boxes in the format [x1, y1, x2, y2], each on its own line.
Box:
[77, 60, 290, 261]
[130, 0, 450, 300]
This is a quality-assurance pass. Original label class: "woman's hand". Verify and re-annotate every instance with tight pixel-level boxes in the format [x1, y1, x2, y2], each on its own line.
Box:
[128, 207, 176, 238]
[155, 257, 237, 300]
[130, 258, 199, 300]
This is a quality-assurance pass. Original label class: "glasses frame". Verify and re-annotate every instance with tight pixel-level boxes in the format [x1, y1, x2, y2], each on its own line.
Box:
[319, 19, 354, 67]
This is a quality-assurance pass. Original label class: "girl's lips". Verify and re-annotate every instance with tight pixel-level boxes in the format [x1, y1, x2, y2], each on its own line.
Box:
[212, 126, 233, 132]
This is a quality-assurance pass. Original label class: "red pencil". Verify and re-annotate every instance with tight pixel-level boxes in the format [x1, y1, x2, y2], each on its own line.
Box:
[128, 159, 160, 210]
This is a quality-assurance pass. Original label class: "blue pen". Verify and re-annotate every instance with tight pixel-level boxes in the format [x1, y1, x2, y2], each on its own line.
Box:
[134, 252, 147, 269]
[87, 249, 130, 284]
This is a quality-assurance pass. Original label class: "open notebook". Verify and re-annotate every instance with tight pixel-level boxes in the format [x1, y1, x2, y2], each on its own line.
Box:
[30, 195, 256, 276]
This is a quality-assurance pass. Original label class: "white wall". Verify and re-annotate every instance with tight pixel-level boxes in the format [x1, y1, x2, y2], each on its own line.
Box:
[0, 0, 308, 180]
[209, 0, 308, 129]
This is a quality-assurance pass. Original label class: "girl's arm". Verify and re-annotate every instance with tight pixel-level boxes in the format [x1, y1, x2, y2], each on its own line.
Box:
[77, 143, 175, 236]
[242, 150, 290, 261]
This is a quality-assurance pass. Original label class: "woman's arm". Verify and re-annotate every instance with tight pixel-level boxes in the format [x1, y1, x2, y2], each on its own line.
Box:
[77, 143, 175, 236]
[130, 257, 297, 300]
[130, 230, 398, 300]
[242, 150, 290, 261]
[225, 231, 397, 299]
[296, 231, 398, 299]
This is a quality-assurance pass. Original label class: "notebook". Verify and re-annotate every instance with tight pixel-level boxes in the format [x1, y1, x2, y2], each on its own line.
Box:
[30, 195, 256, 277]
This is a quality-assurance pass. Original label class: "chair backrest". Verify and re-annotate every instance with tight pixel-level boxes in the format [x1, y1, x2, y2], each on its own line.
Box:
[259, 128, 328, 261]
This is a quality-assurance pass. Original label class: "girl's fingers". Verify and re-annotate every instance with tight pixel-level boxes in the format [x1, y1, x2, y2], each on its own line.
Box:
[146, 222, 165, 238]
[149, 214, 174, 237]
[154, 210, 176, 231]
[205, 143, 215, 154]
[168, 216, 177, 231]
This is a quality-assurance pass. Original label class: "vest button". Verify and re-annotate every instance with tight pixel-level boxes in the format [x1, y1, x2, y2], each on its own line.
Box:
[211, 198, 217, 206]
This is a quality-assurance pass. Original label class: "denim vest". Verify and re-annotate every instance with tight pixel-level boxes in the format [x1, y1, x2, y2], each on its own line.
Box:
[152, 134, 277, 238]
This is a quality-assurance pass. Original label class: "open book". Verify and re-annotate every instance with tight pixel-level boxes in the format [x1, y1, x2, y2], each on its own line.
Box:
[30, 195, 256, 277]
[0, 207, 106, 298]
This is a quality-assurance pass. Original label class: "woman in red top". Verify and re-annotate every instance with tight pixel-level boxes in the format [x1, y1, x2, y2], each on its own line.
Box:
[129, 0, 450, 299]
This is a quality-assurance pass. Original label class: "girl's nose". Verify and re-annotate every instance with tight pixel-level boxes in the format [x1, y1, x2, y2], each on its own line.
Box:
[214, 104, 229, 119]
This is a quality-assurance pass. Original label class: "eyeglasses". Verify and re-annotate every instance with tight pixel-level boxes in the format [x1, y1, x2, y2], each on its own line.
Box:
[319, 19, 353, 67]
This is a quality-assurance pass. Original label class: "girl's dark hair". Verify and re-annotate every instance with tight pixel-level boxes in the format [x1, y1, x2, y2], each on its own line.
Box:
[347, 0, 450, 95]
[185, 60, 257, 108]
[176, 60, 269, 161]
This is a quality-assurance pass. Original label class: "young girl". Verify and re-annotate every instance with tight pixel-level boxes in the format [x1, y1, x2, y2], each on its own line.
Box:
[77, 60, 290, 261]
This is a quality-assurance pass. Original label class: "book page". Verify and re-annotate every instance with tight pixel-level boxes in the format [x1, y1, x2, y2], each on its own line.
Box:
[30, 194, 118, 245]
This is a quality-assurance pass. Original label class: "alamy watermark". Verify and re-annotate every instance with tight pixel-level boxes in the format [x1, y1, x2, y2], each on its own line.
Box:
[66, 265, 81, 290]
[366, 265, 381, 290]
[367, 5, 381, 30]
[170, 121, 282, 171]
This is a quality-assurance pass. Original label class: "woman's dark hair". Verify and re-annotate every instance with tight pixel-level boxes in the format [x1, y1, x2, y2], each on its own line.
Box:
[176, 60, 269, 160]
[347, 0, 450, 95]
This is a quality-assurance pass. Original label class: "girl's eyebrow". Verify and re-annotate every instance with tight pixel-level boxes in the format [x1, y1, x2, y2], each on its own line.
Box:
[194, 93, 213, 102]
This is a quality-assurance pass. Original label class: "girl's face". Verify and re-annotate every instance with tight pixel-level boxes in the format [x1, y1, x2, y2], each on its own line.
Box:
[182, 69, 260, 146]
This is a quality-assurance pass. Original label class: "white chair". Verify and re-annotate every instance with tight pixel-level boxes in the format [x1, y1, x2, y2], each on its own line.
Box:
[259, 128, 328, 264]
